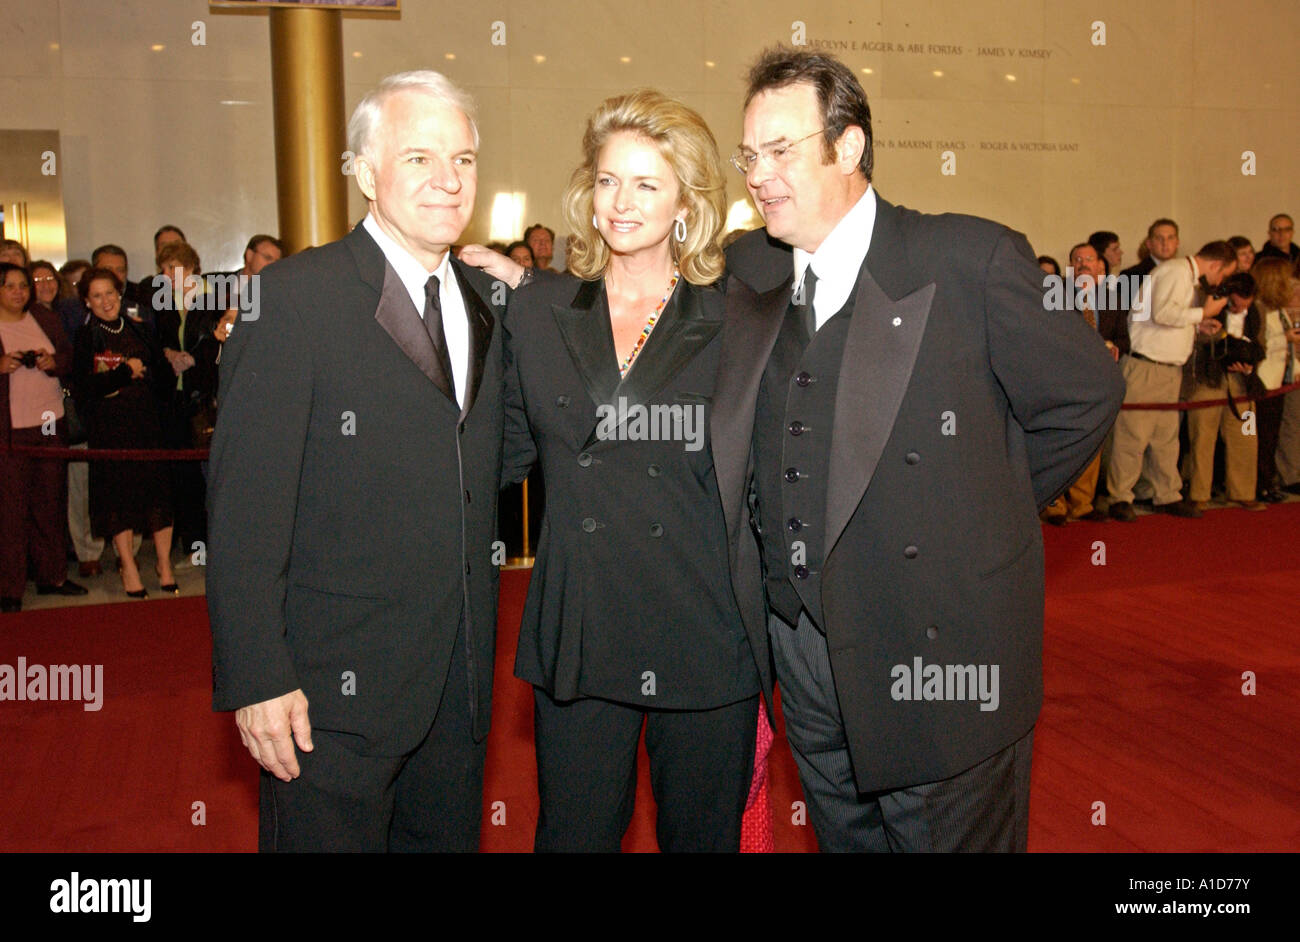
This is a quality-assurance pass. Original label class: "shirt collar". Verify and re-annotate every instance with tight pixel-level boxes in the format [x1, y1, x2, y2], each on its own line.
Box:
[791, 184, 876, 323]
[362, 212, 453, 308]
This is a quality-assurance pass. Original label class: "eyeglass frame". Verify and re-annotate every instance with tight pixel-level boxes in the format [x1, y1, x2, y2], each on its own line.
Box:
[729, 126, 833, 176]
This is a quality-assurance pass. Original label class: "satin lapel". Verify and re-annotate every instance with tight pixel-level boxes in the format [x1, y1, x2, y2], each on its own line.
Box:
[824, 270, 935, 559]
[374, 262, 453, 400]
[346, 224, 454, 400]
[610, 282, 721, 410]
[451, 258, 496, 420]
[552, 278, 620, 412]
[712, 273, 793, 543]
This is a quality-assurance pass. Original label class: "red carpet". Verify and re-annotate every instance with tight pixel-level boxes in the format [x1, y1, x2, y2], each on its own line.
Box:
[2, 504, 1297, 851]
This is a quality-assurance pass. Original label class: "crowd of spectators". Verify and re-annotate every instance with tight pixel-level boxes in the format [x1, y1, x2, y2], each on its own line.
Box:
[0, 228, 283, 609]
[1037, 212, 1300, 524]
[3, 210, 1295, 609]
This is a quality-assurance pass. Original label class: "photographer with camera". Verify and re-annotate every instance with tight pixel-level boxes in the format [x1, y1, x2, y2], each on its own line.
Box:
[0, 262, 86, 612]
[1183, 272, 1265, 511]
[1106, 241, 1237, 520]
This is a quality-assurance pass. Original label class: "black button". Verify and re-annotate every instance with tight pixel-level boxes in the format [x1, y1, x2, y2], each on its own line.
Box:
[905, 451, 920, 465]
[577, 452, 592, 467]
[904, 545, 918, 559]
[582, 517, 597, 533]
[793, 565, 809, 580]
[795, 372, 812, 387]
[784, 467, 800, 483]
[788, 420, 805, 436]
[649, 523, 664, 538]
[556, 395, 570, 407]
[787, 517, 803, 532]
[464, 489, 471, 504]
[926, 625, 939, 640]
[459, 423, 466, 435]
[647, 464, 661, 477]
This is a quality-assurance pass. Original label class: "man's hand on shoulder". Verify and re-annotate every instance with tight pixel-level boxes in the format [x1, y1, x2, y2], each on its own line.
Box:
[235, 689, 313, 782]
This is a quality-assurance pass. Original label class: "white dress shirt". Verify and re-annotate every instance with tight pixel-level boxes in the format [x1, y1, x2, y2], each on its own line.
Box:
[792, 184, 877, 331]
[1127, 256, 1205, 365]
[362, 213, 469, 406]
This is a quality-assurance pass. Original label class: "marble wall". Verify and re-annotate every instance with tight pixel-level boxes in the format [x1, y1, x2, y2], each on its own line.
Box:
[1, 0, 1296, 274]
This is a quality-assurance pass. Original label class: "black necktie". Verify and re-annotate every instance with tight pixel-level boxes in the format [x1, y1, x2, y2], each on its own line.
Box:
[424, 274, 454, 392]
[797, 266, 819, 339]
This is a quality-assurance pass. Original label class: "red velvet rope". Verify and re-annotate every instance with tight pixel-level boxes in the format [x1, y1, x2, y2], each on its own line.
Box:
[1120, 378, 1300, 411]
[5, 379, 1300, 460]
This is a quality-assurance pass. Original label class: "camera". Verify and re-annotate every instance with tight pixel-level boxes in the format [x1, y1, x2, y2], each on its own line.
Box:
[16, 350, 39, 369]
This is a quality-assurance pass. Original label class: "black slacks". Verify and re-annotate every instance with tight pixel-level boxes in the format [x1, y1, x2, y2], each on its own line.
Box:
[0, 426, 67, 598]
[259, 621, 485, 852]
[532, 688, 758, 853]
[770, 610, 1032, 853]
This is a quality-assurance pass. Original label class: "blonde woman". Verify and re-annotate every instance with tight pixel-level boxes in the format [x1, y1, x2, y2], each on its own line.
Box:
[502, 90, 769, 852]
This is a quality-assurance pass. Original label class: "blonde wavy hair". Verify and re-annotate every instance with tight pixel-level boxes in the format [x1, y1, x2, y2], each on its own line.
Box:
[562, 89, 726, 285]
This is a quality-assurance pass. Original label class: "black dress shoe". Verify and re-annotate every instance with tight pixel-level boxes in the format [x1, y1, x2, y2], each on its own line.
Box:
[1283, 483, 1300, 496]
[125, 588, 148, 599]
[36, 580, 89, 596]
[1042, 513, 1067, 526]
[0, 597, 21, 613]
[1077, 509, 1109, 522]
[1108, 501, 1137, 522]
[1260, 488, 1286, 503]
[1155, 499, 1202, 518]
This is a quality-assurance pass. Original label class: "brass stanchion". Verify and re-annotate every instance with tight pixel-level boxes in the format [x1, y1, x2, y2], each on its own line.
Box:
[506, 478, 535, 569]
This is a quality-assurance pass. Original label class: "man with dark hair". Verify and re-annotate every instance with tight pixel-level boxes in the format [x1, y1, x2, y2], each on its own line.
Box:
[718, 46, 1123, 851]
[1088, 230, 1122, 274]
[1226, 236, 1255, 274]
[154, 225, 186, 252]
[1106, 241, 1238, 521]
[1042, 244, 1113, 526]
[523, 223, 556, 272]
[243, 234, 284, 274]
[1110, 220, 1179, 358]
[1182, 272, 1264, 512]
[1256, 214, 1298, 263]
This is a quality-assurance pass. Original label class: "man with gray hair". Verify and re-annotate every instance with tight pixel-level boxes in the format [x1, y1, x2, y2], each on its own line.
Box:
[208, 70, 515, 851]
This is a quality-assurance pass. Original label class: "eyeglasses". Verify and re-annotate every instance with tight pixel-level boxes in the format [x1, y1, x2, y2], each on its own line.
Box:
[730, 127, 830, 175]
[33, 275, 56, 284]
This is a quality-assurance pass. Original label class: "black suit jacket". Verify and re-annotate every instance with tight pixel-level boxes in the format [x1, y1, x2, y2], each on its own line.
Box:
[207, 223, 507, 755]
[503, 274, 768, 710]
[719, 192, 1125, 791]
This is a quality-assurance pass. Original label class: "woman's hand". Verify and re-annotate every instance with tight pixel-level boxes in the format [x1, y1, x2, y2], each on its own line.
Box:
[458, 244, 527, 289]
[125, 357, 146, 379]
[0, 352, 20, 374]
[1227, 362, 1254, 374]
[35, 351, 55, 372]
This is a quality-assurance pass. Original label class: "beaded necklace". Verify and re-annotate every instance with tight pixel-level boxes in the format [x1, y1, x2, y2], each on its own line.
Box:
[618, 268, 679, 377]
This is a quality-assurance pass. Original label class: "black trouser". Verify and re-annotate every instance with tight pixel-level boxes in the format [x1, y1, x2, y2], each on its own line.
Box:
[163, 391, 206, 550]
[770, 610, 1032, 852]
[259, 622, 485, 852]
[1256, 393, 1285, 494]
[532, 688, 758, 853]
